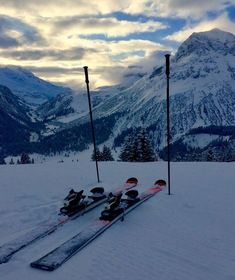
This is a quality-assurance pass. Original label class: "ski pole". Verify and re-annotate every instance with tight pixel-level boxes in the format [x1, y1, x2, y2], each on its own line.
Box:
[165, 54, 171, 195]
[83, 66, 100, 183]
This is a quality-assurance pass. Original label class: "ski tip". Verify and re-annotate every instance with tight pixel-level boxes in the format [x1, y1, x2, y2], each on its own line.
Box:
[126, 177, 138, 184]
[30, 262, 55, 271]
[154, 179, 166, 187]
[0, 255, 11, 264]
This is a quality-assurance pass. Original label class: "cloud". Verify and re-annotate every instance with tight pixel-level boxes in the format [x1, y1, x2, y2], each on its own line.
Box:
[0, 35, 19, 48]
[0, 0, 234, 19]
[0, 38, 169, 89]
[0, 47, 96, 61]
[47, 17, 166, 37]
[0, 1, 155, 17]
[165, 12, 235, 42]
[0, 0, 234, 89]
[0, 15, 44, 47]
[151, 0, 234, 19]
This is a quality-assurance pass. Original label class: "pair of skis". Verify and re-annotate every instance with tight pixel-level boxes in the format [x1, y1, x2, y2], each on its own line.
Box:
[30, 179, 166, 271]
[0, 178, 138, 264]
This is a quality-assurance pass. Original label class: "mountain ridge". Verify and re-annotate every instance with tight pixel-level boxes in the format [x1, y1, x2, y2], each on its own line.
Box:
[0, 65, 72, 106]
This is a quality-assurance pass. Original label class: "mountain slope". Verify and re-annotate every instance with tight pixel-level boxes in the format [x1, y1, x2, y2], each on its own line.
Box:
[37, 74, 141, 124]
[0, 85, 41, 157]
[0, 66, 71, 106]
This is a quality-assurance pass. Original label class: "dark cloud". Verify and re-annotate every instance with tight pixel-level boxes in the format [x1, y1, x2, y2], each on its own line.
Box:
[0, 15, 44, 47]
[52, 16, 118, 30]
[0, 35, 19, 48]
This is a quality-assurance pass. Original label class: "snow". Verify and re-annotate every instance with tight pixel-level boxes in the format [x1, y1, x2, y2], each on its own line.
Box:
[0, 65, 71, 106]
[182, 133, 219, 148]
[41, 124, 60, 136]
[30, 133, 39, 143]
[0, 158, 234, 280]
[196, 28, 235, 44]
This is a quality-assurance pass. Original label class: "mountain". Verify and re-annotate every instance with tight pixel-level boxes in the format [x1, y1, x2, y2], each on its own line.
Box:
[0, 66, 71, 106]
[37, 91, 111, 122]
[37, 71, 144, 125]
[0, 85, 42, 157]
[41, 29, 235, 160]
[1, 29, 235, 160]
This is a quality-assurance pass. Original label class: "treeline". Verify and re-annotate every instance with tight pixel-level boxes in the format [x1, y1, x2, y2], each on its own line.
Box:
[188, 126, 235, 137]
[0, 153, 35, 165]
[91, 129, 157, 162]
[91, 145, 114, 161]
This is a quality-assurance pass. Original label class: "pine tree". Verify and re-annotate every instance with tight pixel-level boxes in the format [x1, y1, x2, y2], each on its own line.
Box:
[9, 158, 14, 165]
[135, 129, 155, 162]
[128, 135, 139, 162]
[207, 149, 213, 161]
[91, 147, 102, 161]
[20, 153, 31, 164]
[101, 145, 114, 161]
[119, 129, 155, 162]
[119, 134, 135, 161]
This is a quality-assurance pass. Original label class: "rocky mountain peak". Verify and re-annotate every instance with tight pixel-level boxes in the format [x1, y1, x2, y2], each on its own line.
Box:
[175, 28, 235, 61]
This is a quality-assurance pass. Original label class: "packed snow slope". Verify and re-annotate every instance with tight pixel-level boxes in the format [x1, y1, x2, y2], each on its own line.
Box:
[0, 159, 234, 280]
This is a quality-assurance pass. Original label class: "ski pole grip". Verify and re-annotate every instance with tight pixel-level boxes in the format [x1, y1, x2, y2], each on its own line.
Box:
[165, 54, 170, 76]
[83, 66, 89, 84]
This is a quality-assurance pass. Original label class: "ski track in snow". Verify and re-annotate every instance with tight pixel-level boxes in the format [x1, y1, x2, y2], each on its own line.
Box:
[0, 161, 235, 280]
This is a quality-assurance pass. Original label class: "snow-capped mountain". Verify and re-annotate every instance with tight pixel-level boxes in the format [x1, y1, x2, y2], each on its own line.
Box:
[46, 28, 235, 156]
[96, 29, 235, 133]
[0, 66, 71, 106]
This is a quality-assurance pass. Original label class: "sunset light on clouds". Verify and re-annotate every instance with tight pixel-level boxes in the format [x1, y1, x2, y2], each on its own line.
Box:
[0, 0, 234, 89]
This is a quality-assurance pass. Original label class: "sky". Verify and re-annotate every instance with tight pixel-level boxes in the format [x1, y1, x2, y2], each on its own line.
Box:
[0, 0, 235, 90]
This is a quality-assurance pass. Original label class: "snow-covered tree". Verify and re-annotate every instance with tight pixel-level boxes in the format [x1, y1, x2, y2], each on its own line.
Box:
[9, 158, 15, 165]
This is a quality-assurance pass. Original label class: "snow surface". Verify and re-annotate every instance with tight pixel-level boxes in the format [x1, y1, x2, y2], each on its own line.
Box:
[0, 159, 234, 280]
[182, 134, 220, 148]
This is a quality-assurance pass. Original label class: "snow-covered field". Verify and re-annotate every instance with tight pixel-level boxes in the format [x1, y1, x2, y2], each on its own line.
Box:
[0, 160, 234, 280]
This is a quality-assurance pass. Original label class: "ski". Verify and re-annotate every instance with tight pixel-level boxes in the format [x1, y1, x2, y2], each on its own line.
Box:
[0, 177, 138, 264]
[30, 179, 166, 271]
